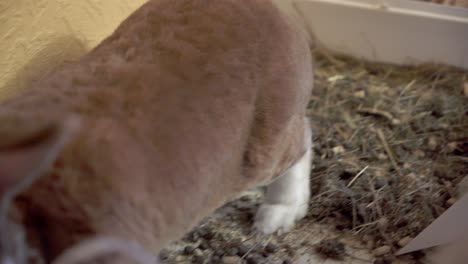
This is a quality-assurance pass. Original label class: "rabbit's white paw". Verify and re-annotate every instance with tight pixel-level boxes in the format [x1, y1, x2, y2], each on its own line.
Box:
[254, 203, 302, 234]
[254, 148, 311, 234]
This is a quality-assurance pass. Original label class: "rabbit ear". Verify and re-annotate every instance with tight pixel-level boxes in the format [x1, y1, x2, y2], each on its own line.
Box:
[52, 236, 159, 264]
[0, 115, 81, 196]
[0, 115, 81, 264]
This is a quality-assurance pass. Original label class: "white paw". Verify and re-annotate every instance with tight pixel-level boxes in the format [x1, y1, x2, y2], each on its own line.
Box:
[254, 123, 313, 235]
[254, 203, 304, 234]
[254, 149, 311, 235]
[295, 201, 309, 221]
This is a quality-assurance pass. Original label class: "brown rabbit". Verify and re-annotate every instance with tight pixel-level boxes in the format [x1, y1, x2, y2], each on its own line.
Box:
[0, 0, 313, 263]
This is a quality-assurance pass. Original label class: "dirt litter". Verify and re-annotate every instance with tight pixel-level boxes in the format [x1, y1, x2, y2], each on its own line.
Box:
[160, 49, 467, 264]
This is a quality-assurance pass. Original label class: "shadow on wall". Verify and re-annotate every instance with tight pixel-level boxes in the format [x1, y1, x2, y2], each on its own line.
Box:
[0, 36, 87, 100]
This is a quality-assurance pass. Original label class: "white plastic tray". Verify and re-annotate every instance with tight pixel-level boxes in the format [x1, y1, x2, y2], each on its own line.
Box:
[293, 0, 468, 69]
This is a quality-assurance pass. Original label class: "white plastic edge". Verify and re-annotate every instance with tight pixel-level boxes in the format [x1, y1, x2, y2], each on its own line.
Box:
[294, 0, 468, 69]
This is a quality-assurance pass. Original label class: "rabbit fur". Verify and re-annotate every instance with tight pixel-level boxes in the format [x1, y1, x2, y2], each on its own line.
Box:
[0, 0, 313, 263]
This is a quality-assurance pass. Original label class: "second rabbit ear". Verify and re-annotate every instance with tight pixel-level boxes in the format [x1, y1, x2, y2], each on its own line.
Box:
[52, 236, 159, 264]
[0, 115, 81, 197]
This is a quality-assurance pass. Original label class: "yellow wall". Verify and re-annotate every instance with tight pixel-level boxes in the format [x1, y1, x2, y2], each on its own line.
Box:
[0, 0, 146, 99]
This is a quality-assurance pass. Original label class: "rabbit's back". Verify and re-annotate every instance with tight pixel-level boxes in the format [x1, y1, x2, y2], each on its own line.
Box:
[1, 0, 313, 261]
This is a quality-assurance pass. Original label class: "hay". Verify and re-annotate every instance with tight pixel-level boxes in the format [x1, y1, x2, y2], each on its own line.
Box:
[157, 50, 467, 263]
[307, 49, 468, 252]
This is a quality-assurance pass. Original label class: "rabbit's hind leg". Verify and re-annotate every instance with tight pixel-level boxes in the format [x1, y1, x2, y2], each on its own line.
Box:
[254, 122, 312, 234]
